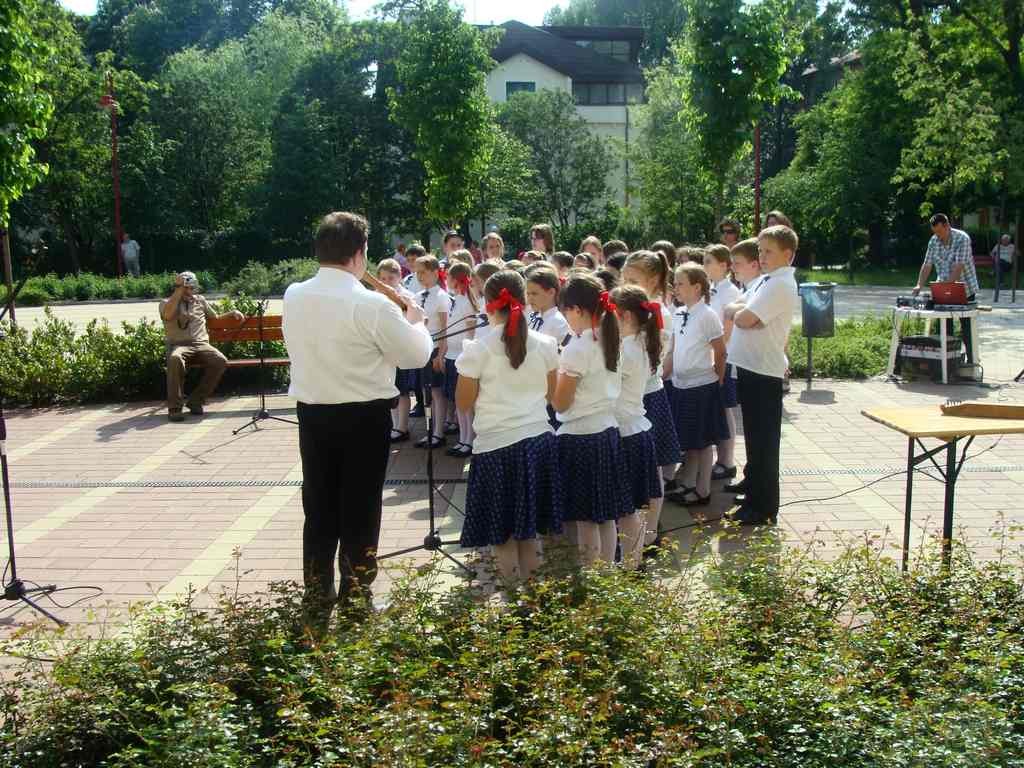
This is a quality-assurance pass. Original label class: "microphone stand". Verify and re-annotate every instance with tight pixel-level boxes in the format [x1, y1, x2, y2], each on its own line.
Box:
[377, 317, 487, 576]
[233, 297, 298, 434]
[0, 382, 66, 626]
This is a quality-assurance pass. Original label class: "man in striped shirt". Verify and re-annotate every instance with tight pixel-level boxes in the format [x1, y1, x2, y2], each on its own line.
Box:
[912, 212, 978, 362]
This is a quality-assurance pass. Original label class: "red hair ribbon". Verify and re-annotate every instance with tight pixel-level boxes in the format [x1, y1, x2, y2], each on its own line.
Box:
[437, 267, 448, 291]
[485, 288, 524, 337]
[599, 290, 617, 314]
[641, 300, 664, 329]
[558, 275, 567, 287]
[456, 274, 471, 294]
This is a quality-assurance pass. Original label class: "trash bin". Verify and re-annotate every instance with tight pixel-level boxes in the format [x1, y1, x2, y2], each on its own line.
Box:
[799, 282, 836, 338]
[798, 282, 835, 385]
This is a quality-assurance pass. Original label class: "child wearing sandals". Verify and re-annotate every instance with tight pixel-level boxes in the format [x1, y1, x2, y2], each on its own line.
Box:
[379, 258, 418, 443]
[664, 263, 728, 509]
[621, 250, 681, 548]
[704, 244, 741, 482]
[610, 284, 664, 569]
[551, 273, 629, 566]
[444, 259, 479, 459]
[456, 270, 563, 585]
[413, 255, 450, 449]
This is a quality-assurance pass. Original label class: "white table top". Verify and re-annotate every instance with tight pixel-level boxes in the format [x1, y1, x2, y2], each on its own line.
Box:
[892, 306, 979, 319]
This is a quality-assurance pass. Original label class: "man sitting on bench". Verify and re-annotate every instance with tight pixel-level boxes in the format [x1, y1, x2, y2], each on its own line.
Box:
[160, 271, 243, 422]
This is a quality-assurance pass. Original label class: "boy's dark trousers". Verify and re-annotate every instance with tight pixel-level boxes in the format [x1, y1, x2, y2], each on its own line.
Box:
[737, 367, 783, 521]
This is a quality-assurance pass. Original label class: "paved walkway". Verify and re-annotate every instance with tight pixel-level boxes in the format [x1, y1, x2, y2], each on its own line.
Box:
[2, 378, 1023, 634]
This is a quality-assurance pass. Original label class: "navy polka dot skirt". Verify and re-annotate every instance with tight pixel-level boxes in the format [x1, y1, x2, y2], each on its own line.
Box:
[621, 429, 663, 510]
[671, 381, 730, 451]
[664, 379, 677, 421]
[462, 432, 564, 548]
[395, 367, 418, 395]
[557, 427, 631, 523]
[443, 358, 459, 402]
[721, 364, 738, 408]
[643, 388, 683, 467]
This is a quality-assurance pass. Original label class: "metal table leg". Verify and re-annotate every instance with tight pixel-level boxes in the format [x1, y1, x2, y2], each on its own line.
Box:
[942, 438, 958, 568]
[903, 437, 914, 572]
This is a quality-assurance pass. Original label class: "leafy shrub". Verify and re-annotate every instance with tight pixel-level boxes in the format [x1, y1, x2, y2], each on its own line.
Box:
[1, 272, 222, 306]
[221, 258, 318, 296]
[2, 539, 1023, 766]
[10, 285, 52, 306]
[788, 315, 924, 380]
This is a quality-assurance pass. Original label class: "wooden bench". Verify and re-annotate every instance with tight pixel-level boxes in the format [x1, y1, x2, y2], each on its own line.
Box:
[205, 314, 290, 369]
[973, 253, 994, 268]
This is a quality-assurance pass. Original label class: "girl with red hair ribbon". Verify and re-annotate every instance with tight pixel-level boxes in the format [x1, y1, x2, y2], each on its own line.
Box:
[609, 285, 666, 569]
[444, 260, 480, 459]
[454, 270, 563, 588]
[551, 273, 631, 566]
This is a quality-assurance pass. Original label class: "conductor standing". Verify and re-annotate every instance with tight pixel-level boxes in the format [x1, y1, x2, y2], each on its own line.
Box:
[283, 212, 432, 613]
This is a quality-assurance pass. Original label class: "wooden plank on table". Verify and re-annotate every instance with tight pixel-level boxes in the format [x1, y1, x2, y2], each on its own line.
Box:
[863, 407, 1024, 439]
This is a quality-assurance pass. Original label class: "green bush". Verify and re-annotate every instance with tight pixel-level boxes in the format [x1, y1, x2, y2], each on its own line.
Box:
[3, 540, 1023, 766]
[221, 258, 318, 296]
[788, 315, 924, 380]
[0, 271, 223, 306]
[0, 307, 288, 405]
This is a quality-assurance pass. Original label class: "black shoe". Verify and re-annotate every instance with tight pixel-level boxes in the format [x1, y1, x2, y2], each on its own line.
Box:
[664, 479, 679, 493]
[187, 402, 204, 415]
[665, 486, 695, 504]
[443, 421, 459, 435]
[445, 442, 465, 457]
[725, 506, 777, 526]
[733, 494, 747, 505]
[455, 443, 473, 458]
[724, 480, 747, 494]
[410, 403, 425, 418]
[168, 409, 185, 422]
[390, 429, 410, 443]
[677, 490, 711, 507]
[711, 463, 736, 480]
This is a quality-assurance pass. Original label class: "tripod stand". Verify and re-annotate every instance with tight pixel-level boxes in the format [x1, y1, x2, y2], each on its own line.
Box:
[1, 397, 66, 626]
[379, 383, 472, 575]
[233, 298, 298, 435]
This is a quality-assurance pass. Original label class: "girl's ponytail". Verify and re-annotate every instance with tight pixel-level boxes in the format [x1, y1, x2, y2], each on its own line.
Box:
[597, 290, 620, 373]
[483, 270, 528, 369]
[611, 285, 663, 373]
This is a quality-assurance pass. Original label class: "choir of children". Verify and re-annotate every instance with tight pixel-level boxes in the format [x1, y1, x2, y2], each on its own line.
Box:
[384, 224, 799, 584]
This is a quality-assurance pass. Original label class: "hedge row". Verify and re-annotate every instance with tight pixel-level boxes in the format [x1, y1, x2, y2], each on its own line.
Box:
[2, 539, 1022, 766]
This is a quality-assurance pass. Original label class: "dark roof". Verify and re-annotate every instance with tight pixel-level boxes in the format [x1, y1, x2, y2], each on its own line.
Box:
[540, 25, 645, 42]
[801, 50, 861, 77]
[489, 20, 644, 84]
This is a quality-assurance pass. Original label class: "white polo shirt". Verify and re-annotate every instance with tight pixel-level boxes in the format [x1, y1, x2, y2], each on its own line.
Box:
[710, 278, 740, 324]
[416, 285, 450, 337]
[283, 268, 433, 404]
[455, 327, 558, 454]
[556, 331, 621, 435]
[726, 266, 798, 379]
[616, 334, 653, 436]
[445, 293, 478, 360]
[671, 301, 724, 389]
[528, 306, 572, 349]
[644, 303, 673, 394]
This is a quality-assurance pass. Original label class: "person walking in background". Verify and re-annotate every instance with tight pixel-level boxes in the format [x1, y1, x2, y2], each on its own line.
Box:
[121, 233, 141, 277]
[991, 234, 1017, 301]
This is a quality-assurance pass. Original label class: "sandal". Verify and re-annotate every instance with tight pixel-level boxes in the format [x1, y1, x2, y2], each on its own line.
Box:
[415, 434, 446, 449]
[443, 421, 460, 436]
[455, 443, 473, 458]
[445, 442, 465, 457]
[390, 429, 410, 443]
[665, 485, 695, 504]
[711, 463, 737, 480]
[677, 490, 711, 507]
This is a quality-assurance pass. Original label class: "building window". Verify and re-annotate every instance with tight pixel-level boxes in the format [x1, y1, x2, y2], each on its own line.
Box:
[611, 41, 630, 62]
[607, 83, 625, 104]
[575, 82, 641, 106]
[626, 83, 644, 104]
[506, 81, 536, 99]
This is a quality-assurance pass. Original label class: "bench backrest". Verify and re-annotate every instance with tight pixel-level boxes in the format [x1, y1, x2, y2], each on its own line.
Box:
[208, 315, 284, 343]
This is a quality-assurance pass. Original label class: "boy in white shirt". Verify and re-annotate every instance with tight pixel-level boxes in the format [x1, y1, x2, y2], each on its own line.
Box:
[724, 226, 799, 525]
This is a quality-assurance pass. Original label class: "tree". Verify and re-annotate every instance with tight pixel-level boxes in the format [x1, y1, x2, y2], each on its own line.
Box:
[684, 0, 802, 218]
[387, 0, 499, 228]
[0, 0, 53, 227]
[498, 89, 615, 228]
[467, 126, 544, 234]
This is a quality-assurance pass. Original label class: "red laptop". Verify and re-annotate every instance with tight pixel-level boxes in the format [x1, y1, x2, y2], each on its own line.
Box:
[930, 281, 968, 305]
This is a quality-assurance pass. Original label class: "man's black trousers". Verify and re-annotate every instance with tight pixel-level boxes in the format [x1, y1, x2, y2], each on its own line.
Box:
[297, 399, 392, 601]
[737, 367, 783, 521]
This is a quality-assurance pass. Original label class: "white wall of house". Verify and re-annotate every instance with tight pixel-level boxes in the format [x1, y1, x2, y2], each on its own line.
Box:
[487, 54, 571, 103]
[486, 54, 637, 209]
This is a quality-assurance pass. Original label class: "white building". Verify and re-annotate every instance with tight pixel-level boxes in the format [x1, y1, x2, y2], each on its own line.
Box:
[485, 21, 646, 211]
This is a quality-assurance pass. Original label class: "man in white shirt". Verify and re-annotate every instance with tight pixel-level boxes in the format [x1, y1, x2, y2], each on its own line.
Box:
[283, 212, 432, 616]
[724, 225, 799, 525]
[121, 234, 141, 277]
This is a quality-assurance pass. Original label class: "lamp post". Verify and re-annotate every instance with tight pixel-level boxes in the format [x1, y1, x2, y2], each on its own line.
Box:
[99, 73, 123, 277]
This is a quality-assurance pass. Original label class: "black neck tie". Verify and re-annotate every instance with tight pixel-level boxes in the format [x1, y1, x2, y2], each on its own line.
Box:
[755, 276, 770, 293]
[530, 312, 543, 331]
[678, 311, 689, 332]
[419, 290, 429, 308]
